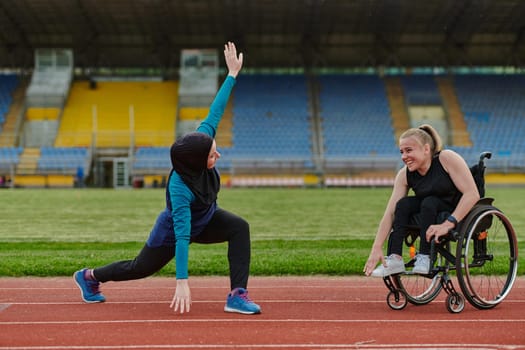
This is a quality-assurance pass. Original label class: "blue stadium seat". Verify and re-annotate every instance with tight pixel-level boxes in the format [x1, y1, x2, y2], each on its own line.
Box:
[37, 147, 89, 173]
[318, 74, 398, 159]
[452, 74, 525, 168]
[133, 147, 170, 172]
[0, 146, 23, 170]
[222, 74, 313, 168]
[400, 75, 442, 105]
[0, 74, 19, 130]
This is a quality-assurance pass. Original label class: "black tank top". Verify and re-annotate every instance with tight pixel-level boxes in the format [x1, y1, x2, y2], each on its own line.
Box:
[406, 153, 461, 207]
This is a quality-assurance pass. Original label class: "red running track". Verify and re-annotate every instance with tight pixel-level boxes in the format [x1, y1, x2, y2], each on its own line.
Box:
[1, 276, 524, 349]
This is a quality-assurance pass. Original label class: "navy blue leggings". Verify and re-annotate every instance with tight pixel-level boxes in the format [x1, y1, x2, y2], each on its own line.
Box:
[93, 208, 251, 290]
[388, 196, 454, 256]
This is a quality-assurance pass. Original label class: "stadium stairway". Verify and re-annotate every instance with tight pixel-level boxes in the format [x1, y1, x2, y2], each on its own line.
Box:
[435, 76, 472, 147]
[216, 100, 233, 147]
[16, 147, 40, 175]
[384, 77, 410, 139]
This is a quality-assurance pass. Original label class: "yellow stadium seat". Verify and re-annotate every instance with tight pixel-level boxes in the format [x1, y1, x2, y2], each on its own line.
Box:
[57, 81, 178, 148]
[26, 107, 60, 120]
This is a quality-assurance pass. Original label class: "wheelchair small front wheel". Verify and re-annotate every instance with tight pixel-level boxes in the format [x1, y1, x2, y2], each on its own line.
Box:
[446, 294, 465, 313]
[387, 290, 408, 310]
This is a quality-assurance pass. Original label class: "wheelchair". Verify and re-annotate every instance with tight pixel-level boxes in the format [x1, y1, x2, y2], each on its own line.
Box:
[382, 152, 519, 313]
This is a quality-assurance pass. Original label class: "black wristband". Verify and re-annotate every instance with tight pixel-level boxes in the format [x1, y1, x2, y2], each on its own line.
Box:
[447, 215, 458, 227]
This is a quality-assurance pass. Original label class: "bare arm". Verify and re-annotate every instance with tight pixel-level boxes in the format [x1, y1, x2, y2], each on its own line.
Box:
[363, 167, 409, 276]
[425, 150, 480, 242]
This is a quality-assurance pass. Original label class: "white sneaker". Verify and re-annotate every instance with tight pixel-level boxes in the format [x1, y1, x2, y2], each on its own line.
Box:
[371, 254, 406, 277]
[412, 254, 430, 274]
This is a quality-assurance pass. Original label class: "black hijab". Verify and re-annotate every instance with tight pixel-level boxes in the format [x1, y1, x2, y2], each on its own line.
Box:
[170, 132, 220, 205]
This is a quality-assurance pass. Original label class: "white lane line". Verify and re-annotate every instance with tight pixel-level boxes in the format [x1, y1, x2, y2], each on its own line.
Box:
[3, 285, 522, 289]
[2, 299, 525, 305]
[2, 284, 523, 291]
[0, 300, 398, 305]
[1, 318, 525, 325]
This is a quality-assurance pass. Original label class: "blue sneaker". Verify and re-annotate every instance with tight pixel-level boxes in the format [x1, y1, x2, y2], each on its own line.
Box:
[74, 269, 106, 303]
[224, 288, 261, 314]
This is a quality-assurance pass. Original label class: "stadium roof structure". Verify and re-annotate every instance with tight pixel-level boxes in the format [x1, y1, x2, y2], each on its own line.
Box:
[0, 0, 524, 70]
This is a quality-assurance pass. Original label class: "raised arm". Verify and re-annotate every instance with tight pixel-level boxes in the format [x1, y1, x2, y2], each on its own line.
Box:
[224, 41, 243, 78]
[197, 42, 243, 137]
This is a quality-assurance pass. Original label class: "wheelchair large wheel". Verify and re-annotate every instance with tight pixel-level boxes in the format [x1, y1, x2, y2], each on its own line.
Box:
[393, 272, 442, 305]
[456, 205, 518, 310]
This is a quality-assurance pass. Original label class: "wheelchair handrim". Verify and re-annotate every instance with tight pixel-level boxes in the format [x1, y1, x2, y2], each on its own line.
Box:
[458, 208, 519, 307]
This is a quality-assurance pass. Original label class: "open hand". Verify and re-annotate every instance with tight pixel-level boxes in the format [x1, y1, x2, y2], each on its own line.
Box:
[224, 41, 243, 78]
[170, 279, 191, 314]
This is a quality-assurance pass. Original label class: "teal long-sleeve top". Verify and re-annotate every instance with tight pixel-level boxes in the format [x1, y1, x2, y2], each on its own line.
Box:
[145, 75, 236, 279]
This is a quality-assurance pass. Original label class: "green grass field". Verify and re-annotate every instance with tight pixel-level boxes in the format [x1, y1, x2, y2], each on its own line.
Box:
[0, 187, 523, 277]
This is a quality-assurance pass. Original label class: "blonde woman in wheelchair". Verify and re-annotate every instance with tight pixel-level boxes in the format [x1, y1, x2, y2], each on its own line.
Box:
[364, 124, 480, 277]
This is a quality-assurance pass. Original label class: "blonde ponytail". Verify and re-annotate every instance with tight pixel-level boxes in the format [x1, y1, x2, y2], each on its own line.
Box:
[400, 124, 443, 155]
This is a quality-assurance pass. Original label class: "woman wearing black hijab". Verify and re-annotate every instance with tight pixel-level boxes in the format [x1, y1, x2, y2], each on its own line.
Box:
[74, 42, 261, 315]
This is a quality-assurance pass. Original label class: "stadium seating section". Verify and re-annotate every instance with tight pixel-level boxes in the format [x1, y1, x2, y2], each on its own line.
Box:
[1, 72, 525, 187]
[319, 74, 397, 158]
[133, 147, 170, 174]
[0, 74, 18, 132]
[37, 147, 89, 173]
[452, 74, 525, 168]
[0, 146, 23, 171]
[56, 80, 178, 148]
[220, 74, 313, 170]
[400, 75, 443, 105]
